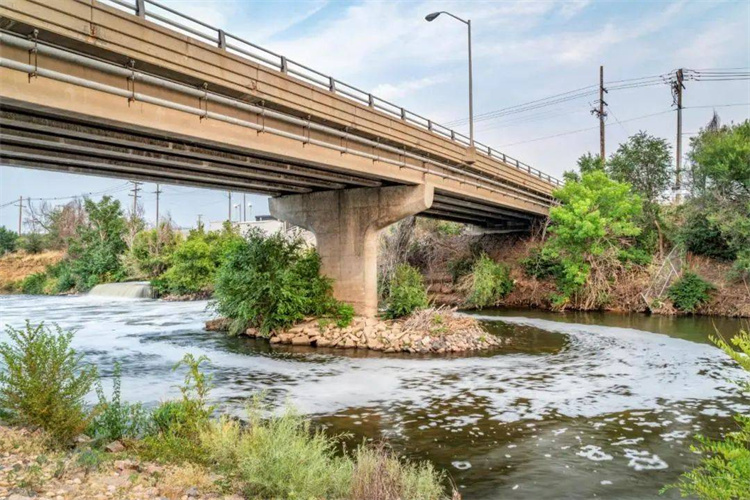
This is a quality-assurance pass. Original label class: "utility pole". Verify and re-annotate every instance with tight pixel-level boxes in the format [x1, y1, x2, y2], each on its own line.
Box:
[673, 68, 685, 202]
[154, 183, 162, 227]
[17, 196, 23, 235]
[591, 65, 608, 167]
[197, 214, 203, 230]
[243, 193, 247, 222]
[129, 181, 143, 220]
[227, 191, 232, 223]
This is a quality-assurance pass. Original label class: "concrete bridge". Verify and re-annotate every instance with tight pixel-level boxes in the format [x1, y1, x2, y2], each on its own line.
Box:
[0, 0, 561, 315]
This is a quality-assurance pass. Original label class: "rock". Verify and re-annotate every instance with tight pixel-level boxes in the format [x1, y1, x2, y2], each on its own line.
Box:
[291, 334, 310, 346]
[186, 487, 199, 497]
[269, 335, 281, 344]
[245, 327, 259, 337]
[105, 440, 125, 453]
[317, 338, 331, 347]
[74, 434, 93, 445]
[8, 494, 34, 500]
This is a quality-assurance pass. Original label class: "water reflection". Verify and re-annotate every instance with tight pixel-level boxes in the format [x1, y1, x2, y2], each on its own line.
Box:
[0, 295, 747, 499]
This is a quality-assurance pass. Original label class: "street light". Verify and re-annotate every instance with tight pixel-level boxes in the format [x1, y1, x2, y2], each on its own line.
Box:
[425, 11, 474, 155]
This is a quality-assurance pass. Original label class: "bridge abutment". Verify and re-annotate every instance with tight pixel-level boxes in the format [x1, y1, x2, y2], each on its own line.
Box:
[270, 184, 434, 316]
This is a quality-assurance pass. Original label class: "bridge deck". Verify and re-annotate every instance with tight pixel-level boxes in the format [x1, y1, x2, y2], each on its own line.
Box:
[0, 0, 559, 228]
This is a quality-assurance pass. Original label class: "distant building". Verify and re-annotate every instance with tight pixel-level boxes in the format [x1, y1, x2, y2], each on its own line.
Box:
[207, 216, 315, 245]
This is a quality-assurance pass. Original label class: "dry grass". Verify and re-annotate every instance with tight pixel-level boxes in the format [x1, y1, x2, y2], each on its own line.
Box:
[159, 463, 221, 499]
[0, 250, 64, 290]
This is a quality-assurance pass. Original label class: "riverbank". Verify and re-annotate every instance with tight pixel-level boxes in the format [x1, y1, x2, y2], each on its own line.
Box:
[0, 426, 231, 500]
[423, 234, 750, 318]
[206, 307, 504, 353]
[0, 250, 63, 293]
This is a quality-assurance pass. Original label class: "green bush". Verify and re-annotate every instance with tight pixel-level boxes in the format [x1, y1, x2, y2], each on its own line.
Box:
[0, 226, 18, 255]
[467, 254, 514, 308]
[158, 238, 215, 295]
[667, 272, 715, 312]
[125, 225, 181, 279]
[199, 401, 448, 500]
[89, 362, 149, 443]
[384, 264, 428, 319]
[665, 331, 750, 499]
[521, 247, 564, 280]
[140, 354, 214, 463]
[213, 230, 351, 335]
[447, 257, 474, 284]
[18, 233, 46, 254]
[20, 272, 49, 295]
[678, 209, 736, 260]
[0, 322, 98, 446]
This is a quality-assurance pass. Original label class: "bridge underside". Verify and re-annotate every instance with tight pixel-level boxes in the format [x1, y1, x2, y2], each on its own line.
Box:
[0, 101, 538, 231]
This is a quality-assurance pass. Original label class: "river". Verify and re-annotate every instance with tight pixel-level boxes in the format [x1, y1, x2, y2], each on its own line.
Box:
[0, 295, 747, 499]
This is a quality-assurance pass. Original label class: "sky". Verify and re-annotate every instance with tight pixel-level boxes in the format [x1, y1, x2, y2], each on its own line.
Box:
[2, 0, 749, 230]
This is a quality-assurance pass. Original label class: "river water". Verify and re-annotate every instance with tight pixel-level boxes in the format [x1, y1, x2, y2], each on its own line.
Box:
[1, 295, 747, 499]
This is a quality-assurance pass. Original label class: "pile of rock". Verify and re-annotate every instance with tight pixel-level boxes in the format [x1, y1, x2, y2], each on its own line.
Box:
[206, 308, 503, 354]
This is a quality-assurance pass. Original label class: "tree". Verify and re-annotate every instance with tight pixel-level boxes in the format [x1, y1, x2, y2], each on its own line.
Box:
[0, 226, 18, 255]
[607, 131, 673, 205]
[689, 119, 750, 201]
[543, 170, 643, 308]
[66, 196, 128, 290]
[680, 119, 750, 279]
[563, 152, 603, 183]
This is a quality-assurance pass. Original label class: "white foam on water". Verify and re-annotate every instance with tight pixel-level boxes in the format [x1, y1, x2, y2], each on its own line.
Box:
[576, 445, 613, 462]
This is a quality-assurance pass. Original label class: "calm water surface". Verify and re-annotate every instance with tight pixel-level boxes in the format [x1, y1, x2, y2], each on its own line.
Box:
[1, 295, 747, 499]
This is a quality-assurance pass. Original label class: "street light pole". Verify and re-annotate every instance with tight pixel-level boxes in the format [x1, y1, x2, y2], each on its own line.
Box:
[425, 11, 474, 152]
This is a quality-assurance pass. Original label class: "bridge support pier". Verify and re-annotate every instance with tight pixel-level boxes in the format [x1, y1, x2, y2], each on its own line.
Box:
[270, 184, 434, 317]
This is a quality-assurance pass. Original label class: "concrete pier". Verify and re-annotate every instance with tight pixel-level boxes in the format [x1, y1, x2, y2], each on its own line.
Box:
[270, 184, 434, 316]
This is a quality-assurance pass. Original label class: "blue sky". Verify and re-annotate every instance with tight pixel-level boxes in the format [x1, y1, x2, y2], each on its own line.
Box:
[2, 0, 749, 230]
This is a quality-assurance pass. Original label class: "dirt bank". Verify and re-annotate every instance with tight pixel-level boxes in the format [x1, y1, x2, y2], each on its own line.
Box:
[0, 426, 236, 500]
[421, 233, 749, 318]
[0, 251, 64, 292]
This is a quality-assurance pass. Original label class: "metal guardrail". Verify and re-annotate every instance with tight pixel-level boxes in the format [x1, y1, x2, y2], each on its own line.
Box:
[102, 0, 562, 186]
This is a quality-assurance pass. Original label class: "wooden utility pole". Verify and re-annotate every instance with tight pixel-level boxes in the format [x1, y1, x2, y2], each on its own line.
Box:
[17, 196, 23, 234]
[598, 65, 607, 165]
[129, 181, 142, 219]
[674, 69, 685, 202]
[154, 183, 162, 227]
[227, 191, 232, 223]
[591, 66, 607, 166]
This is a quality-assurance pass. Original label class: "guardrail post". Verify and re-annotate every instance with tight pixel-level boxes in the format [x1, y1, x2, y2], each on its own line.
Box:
[329, 77, 336, 93]
[501, 153, 506, 162]
[217, 29, 226, 49]
[136, 0, 146, 17]
[367, 94, 374, 107]
[400, 108, 406, 120]
[450, 130, 455, 140]
[427, 120, 432, 131]
[280, 56, 288, 73]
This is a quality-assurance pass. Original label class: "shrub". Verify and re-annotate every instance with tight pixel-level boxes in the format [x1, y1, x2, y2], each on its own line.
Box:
[0, 226, 18, 255]
[665, 331, 750, 499]
[467, 254, 514, 308]
[158, 238, 215, 295]
[20, 272, 49, 295]
[667, 272, 715, 312]
[89, 362, 149, 443]
[384, 264, 428, 319]
[140, 354, 214, 463]
[0, 322, 98, 446]
[447, 257, 474, 284]
[213, 230, 351, 335]
[678, 208, 736, 260]
[201, 406, 352, 499]
[521, 247, 564, 280]
[350, 443, 447, 500]
[125, 225, 181, 279]
[199, 402, 449, 500]
[18, 233, 46, 254]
